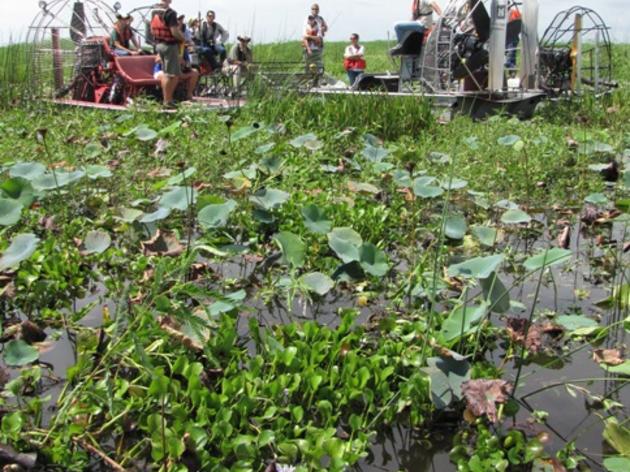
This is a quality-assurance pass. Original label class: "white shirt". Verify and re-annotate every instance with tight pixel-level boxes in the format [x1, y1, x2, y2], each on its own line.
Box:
[304, 24, 322, 51]
[415, 0, 436, 28]
[304, 15, 327, 36]
[344, 45, 365, 59]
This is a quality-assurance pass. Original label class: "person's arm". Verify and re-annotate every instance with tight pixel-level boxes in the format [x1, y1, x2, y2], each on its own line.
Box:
[319, 17, 328, 35]
[219, 24, 229, 44]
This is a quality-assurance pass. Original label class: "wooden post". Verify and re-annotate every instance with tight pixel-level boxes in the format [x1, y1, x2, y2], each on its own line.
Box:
[570, 14, 582, 94]
[52, 27, 64, 90]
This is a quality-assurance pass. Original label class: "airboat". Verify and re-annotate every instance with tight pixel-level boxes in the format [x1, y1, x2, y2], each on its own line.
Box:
[26, 0, 616, 117]
[315, 0, 617, 119]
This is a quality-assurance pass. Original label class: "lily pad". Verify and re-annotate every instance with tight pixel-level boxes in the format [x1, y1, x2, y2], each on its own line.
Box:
[231, 125, 259, 141]
[604, 457, 630, 472]
[139, 207, 171, 224]
[358, 243, 389, 277]
[447, 254, 504, 280]
[290, 133, 320, 149]
[84, 165, 113, 180]
[445, 215, 467, 240]
[31, 170, 85, 190]
[301, 272, 334, 296]
[3, 339, 39, 367]
[472, 226, 497, 247]
[135, 126, 158, 141]
[0, 233, 40, 271]
[117, 208, 143, 223]
[362, 145, 389, 162]
[497, 135, 521, 146]
[480, 273, 510, 313]
[0, 178, 35, 207]
[249, 188, 290, 211]
[440, 178, 468, 191]
[501, 209, 532, 225]
[523, 248, 572, 272]
[198, 200, 237, 230]
[83, 230, 112, 255]
[255, 142, 275, 155]
[301, 204, 332, 234]
[391, 169, 412, 187]
[273, 232, 305, 268]
[159, 186, 197, 211]
[167, 167, 196, 186]
[413, 177, 444, 199]
[0, 198, 23, 226]
[440, 302, 488, 343]
[9, 162, 47, 180]
[328, 227, 363, 263]
[584, 193, 609, 206]
[425, 356, 470, 409]
[606, 361, 630, 376]
[555, 314, 599, 332]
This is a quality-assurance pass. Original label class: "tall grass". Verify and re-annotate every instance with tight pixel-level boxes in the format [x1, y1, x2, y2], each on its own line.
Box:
[0, 38, 33, 105]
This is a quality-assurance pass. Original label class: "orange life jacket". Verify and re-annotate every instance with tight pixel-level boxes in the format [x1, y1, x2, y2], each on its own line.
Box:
[509, 7, 522, 22]
[151, 7, 176, 43]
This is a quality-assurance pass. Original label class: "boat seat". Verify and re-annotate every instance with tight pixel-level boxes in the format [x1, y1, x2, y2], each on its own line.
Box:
[114, 55, 160, 86]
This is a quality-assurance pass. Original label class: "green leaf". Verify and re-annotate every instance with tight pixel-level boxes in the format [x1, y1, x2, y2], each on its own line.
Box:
[413, 184, 444, 199]
[167, 167, 196, 186]
[392, 169, 412, 187]
[447, 254, 504, 280]
[440, 302, 488, 343]
[135, 126, 158, 141]
[83, 230, 112, 255]
[523, 248, 572, 272]
[159, 186, 197, 211]
[301, 204, 332, 234]
[606, 361, 630, 376]
[301, 272, 334, 296]
[481, 273, 510, 313]
[359, 243, 389, 277]
[290, 133, 320, 149]
[84, 165, 113, 180]
[255, 142, 275, 155]
[0, 233, 40, 272]
[445, 215, 467, 240]
[258, 430, 275, 447]
[328, 227, 363, 263]
[9, 162, 46, 180]
[425, 357, 470, 409]
[498, 135, 521, 146]
[362, 144, 389, 162]
[31, 170, 85, 190]
[198, 200, 237, 230]
[3, 340, 39, 366]
[440, 178, 468, 190]
[580, 141, 614, 155]
[249, 188, 290, 211]
[584, 192, 609, 205]
[472, 226, 497, 247]
[555, 314, 599, 332]
[139, 207, 171, 224]
[0, 198, 23, 226]
[501, 209, 532, 224]
[603, 417, 630, 456]
[604, 456, 630, 472]
[117, 207, 143, 223]
[273, 232, 305, 268]
[0, 178, 35, 207]
[231, 125, 259, 141]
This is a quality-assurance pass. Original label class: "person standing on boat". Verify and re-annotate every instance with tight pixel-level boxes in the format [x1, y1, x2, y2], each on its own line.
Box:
[303, 14, 324, 74]
[305, 3, 328, 39]
[505, 2, 522, 69]
[343, 33, 366, 86]
[150, 0, 197, 107]
[392, 0, 442, 49]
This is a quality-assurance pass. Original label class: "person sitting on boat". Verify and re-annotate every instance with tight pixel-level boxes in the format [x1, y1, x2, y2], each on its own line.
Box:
[110, 14, 141, 56]
[303, 15, 324, 74]
[197, 10, 229, 71]
[343, 33, 366, 86]
[392, 0, 442, 52]
[224, 35, 254, 89]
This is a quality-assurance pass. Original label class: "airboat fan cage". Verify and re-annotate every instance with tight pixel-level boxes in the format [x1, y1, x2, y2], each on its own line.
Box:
[539, 6, 614, 96]
[26, 1, 120, 96]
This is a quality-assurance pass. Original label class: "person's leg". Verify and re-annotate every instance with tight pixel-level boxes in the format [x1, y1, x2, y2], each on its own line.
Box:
[114, 48, 130, 56]
[159, 43, 182, 104]
[216, 44, 227, 63]
[184, 69, 199, 99]
[348, 70, 359, 86]
[394, 22, 424, 43]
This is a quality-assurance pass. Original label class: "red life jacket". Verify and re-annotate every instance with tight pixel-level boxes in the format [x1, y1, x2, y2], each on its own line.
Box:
[151, 7, 176, 43]
[343, 46, 366, 71]
[509, 7, 522, 22]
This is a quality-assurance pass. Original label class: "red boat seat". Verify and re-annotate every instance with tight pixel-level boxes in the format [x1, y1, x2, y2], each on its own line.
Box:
[114, 55, 161, 86]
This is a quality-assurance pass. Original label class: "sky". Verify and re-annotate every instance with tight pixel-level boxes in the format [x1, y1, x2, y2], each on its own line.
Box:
[0, 0, 628, 44]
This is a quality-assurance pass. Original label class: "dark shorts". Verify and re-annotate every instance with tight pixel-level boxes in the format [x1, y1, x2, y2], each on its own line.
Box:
[156, 42, 181, 76]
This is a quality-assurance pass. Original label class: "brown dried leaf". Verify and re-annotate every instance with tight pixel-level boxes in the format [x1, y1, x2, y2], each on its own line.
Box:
[461, 379, 512, 423]
[592, 348, 624, 366]
[0, 281, 16, 300]
[39, 215, 58, 232]
[154, 138, 169, 156]
[141, 230, 184, 257]
[581, 205, 601, 225]
[556, 226, 571, 250]
[147, 167, 172, 179]
[398, 187, 415, 202]
[159, 316, 204, 353]
[506, 318, 543, 354]
[20, 320, 47, 344]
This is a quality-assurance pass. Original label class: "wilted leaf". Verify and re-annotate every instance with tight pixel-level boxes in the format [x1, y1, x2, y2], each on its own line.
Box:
[593, 349, 624, 366]
[506, 318, 563, 354]
[461, 379, 512, 422]
[142, 230, 184, 257]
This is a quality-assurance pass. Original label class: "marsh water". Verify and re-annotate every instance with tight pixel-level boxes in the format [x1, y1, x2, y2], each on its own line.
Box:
[5, 213, 628, 472]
